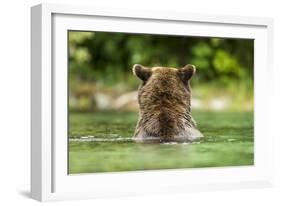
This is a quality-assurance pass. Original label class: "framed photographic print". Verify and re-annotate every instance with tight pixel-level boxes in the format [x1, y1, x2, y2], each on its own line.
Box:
[31, 3, 274, 201]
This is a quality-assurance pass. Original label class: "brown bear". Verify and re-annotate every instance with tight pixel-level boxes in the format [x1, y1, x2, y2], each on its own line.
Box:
[132, 64, 203, 143]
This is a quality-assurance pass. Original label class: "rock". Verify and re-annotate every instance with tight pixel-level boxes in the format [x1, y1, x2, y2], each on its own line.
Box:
[94, 92, 111, 110]
[191, 98, 204, 109]
[112, 91, 138, 111]
[209, 96, 231, 111]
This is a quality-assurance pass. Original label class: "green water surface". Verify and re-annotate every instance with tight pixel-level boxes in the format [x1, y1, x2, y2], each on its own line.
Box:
[68, 111, 254, 174]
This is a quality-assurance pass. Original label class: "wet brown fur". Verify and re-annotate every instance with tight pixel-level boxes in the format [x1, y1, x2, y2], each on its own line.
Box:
[133, 64, 203, 143]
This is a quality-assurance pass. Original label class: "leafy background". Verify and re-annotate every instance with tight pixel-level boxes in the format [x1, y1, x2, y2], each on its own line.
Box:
[68, 31, 254, 112]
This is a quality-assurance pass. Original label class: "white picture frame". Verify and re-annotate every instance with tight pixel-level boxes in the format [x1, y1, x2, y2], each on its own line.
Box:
[31, 3, 274, 202]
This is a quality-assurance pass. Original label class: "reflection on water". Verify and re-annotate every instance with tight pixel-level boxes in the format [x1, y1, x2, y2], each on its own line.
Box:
[68, 111, 254, 174]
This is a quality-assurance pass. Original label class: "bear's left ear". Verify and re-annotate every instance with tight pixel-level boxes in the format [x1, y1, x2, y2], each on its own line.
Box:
[132, 64, 152, 81]
[178, 64, 196, 83]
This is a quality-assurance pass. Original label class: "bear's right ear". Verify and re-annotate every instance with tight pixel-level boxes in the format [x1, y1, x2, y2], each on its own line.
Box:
[132, 64, 152, 81]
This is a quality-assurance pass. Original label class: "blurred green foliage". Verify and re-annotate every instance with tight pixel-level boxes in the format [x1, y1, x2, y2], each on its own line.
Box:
[68, 31, 254, 111]
[69, 31, 253, 87]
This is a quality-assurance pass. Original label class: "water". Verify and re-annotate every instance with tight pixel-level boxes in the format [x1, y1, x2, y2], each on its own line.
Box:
[68, 111, 254, 174]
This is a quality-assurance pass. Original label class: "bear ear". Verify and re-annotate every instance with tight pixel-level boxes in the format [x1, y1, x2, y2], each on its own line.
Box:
[132, 64, 152, 81]
[178, 64, 196, 83]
